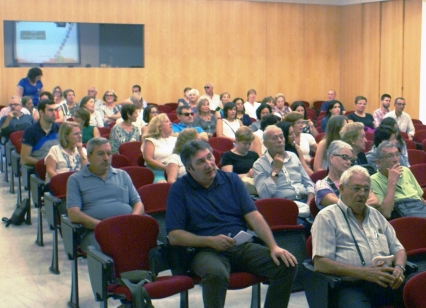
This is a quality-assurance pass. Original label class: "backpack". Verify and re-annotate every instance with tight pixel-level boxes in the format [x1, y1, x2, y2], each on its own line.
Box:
[2, 198, 30, 227]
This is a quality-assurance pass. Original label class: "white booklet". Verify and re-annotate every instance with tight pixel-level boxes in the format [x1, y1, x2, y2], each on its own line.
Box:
[233, 230, 253, 245]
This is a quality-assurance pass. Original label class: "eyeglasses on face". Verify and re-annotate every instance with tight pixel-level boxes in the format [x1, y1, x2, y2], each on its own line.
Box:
[332, 153, 352, 161]
[395, 103, 406, 107]
[379, 152, 401, 159]
[105, 94, 114, 97]
[348, 185, 370, 194]
[181, 112, 194, 116]
[9, 103, 20, 107]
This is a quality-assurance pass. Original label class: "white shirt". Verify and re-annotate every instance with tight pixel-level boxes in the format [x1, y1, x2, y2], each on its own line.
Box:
[244, 102, 260, 119]
[200, 94, 222, 111]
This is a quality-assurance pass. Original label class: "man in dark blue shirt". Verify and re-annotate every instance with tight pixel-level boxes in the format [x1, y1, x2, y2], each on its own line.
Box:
[0, 95, 33, 140]
[166, 140, 297, 308]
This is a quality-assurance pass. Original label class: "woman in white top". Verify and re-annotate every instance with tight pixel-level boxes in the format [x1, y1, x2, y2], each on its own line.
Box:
[45, 121, 88, 183]
[216, 102, 243, 141]
[142, 113, 177, 182]
[166, 128, 199, 184]
[284, 111, 317, 164]
[80, 96, 104, 127]
[243, 89, 260, 119]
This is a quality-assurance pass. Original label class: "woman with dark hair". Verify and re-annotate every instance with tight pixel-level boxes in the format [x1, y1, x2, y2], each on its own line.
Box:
[100, 89, 121, 126]
[347, 96, 375, 129]
[320, 100, 344, 132]
[277, 121, 313, 176]
[17, 67, 43, 107]
[141, 105, 159, 136]
[80, 96, 104, 127]
[109, 104, 141, 153]
[380, 117, 409, 166]
[22, 96, 39, 122]
[52, 86, 65, 106]
[292, 101, 319, 137]
[313, 115, 348, 171]
[74, 108, 101, 144]
[177, 87, 191, 106]
[216, 102, 242, 141]
[250, 103, 272, 132]
[234, 97, 251, 126]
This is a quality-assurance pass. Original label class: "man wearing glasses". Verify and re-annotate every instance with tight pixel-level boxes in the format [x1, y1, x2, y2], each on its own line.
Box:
[312, 165, 406, 308]
[383, 97, 415, 140]
[0, 96, 33, 140]
[171, 106, 205, 134]
[371, 141, 426, 218]
[199, 82, 222, 112]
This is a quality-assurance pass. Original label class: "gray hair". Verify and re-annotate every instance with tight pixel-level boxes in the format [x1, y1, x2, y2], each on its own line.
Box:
[263, 125, 282, 142]
[340, 122, 364, 145]
[188, 89, 200, 97]
[376, 140, 399, 158]
[340, 165, 370, 187]
[327, 140, 353, 165]
[87, 137, 109, 155]
[180, 140, 213, 168]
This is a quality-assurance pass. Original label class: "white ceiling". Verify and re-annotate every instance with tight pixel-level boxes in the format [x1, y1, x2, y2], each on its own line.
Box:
[235, 0, 387, 6]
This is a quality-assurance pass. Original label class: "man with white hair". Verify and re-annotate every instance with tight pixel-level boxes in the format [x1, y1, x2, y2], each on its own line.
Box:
[86, 86, 104, 111]
[199, 82, 222, 111]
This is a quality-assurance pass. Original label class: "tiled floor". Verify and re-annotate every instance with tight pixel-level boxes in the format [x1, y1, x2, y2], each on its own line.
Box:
[0, 162, 309, 308]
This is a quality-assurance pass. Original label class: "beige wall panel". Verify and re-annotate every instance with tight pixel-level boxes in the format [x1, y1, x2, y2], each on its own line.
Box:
[380, 0, 404, 101]
[361, 3, 381, 113]
[339, 4, 363, 110]
[304, 5, 341, 104]
[402, 0, 422, 119]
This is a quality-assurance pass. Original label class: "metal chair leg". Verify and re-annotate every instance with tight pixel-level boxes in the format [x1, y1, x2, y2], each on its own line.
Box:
[49, 225, 60, 274]
[68, 258, 80, 308]
[250, 283, 261, 308]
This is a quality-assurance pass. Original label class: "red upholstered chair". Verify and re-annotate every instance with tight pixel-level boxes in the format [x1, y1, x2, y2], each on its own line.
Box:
[137, 153, 146, 167]
[309, 198, 320, 218]
[213, 148, 221, 167]
[310, 169, 327, 184]
[414, 123, 426, 132]
[315, 132, 326, 144]
[111, 153, 129, 168]
[408, 149, 426, 166]
[313, 101, 325, 112]
[405, 139, 416, 150]
[167, 112, 178, 123]
[364, 140, 373, 153]
[414, 130, 426, 144]
[390, 217, 426, 278]
[31, 158, 47, 246]
[410, 164, 426, 188]
[412, 119, 423, 125]
[120, 166, 154, 189]
[208, 137, 234, 154]
[403, 271, 426, 308]
[157, 104, 172, 113]
[98, 126, 111, 139]
[118, 141, 142, 166]
[87, 215, 194, 308]
[255, 198, 307, 291]
[365, 131, 374, 141]
[165, 102, 178, 112]
[306, 108, 316, 120]
[400, 131, 409, 140]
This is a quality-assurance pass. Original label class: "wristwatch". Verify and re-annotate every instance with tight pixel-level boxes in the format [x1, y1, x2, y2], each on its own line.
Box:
[271, 172, 279, 178]
[395, 264, 406, 272]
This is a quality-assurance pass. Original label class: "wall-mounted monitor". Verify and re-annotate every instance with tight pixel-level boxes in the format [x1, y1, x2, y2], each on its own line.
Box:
[3, 20, 144, 68]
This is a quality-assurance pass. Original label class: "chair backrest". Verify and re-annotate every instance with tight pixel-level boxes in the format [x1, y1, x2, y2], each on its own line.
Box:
[405, 139, 416, 150]
[137, 154, 145, 167]
[309, 198, 320, 218]
[213, 148, 221, 166]
[314, 133, 326, 144]
[414, 130, 426, 144]
[407, 149, 426, 166]
[35, 158, 47, 181]
[157, 105, 171, 113]
[400, 131, 409, 140]
[255, 198, 299, 229]
[111, 153, 130, 168]
[120, 166, 154, 189]
[208, 137, 234, 153]
[50, 171, 76, 198]
[313, 101, 325, 111]
[167, 112, 178, 123]
[412, 119, 423, 125]
[310, 169, 327, 184]
[390, 217, 426, 256]
[94, 215, 158, 275]
[404, 271, 426, 308]
[164, 102, 178, 111]
[98, 127, 111, 138]
[365, 131, 374, 141]
[409, 164, 426, 188]
[118, 141, 142, 166]
[413, 124, 426, 132]
[306, 108, 316, 120]
[306, 235, 313, 259]
[9, 130, 24, 154]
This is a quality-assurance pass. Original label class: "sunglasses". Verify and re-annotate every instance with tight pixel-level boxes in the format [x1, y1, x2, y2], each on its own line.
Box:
[204, 86, 211, 89]
[181, 112, 194, 116]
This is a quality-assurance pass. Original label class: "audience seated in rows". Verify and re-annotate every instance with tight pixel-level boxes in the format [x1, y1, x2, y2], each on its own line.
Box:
[220, 126, 259, 195]
[371, 141, 426, 219]
[292, 101, 319, 137]
[166, 128, 199, 184]
[346, 95, 375, 130]
[172, 105, 204, 134]
[45, 121, 88, 184]
[312, 165, 406, 308]
[320, 100, 343, 133]
[383, 97, 415, 140]
[109, 104, 141, 154]
[74, 108, 101, 144]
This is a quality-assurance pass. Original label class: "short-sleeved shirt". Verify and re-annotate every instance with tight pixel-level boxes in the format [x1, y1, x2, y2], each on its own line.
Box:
[171, 122, 204, 134]
[383, 111, 415, 137]
[347, 113, 375, 129]
[220, 150, 259, 174]
[166, 153, 186, 178]
[299, 133, 316, 161]
[66, 165, 140, 220]
[166, 170, 257, 237]
[22, 122, 60, 160]
[311, 199, 404, 266]
[314, 177, 340, 210]
[17, 78, 43, 106]
[143, 136, 177, 166]
[0, 114, 33, 130]
[44, 145, 86, 183]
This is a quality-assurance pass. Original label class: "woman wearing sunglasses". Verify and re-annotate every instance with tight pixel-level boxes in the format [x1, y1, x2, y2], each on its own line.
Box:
[314, 140, 379, 211]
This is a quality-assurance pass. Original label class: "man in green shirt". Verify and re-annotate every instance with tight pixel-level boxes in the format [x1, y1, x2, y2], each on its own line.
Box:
[371, 141, 426, 218]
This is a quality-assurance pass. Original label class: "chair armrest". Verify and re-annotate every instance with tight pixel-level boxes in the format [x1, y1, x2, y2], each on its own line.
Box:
[11, 150, 20, 177]
[406, 261, 419, 276]
[44, 192, 62, 229]
[21, 164, 34, 188]
[30, 174, 45, 208]
[302, 260, 342, 287]
[61, 215, 84, 260]
[87, 246, 115, 302]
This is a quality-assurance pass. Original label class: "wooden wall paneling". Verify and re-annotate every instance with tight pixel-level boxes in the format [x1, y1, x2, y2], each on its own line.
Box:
[339, 4, 363, 110]
[402, 0, 422, 119]
[361, 3, 381, 113]
[265, 3, 305, 103]
[379, 0, 404, 102]
[304, 5, 341, 104]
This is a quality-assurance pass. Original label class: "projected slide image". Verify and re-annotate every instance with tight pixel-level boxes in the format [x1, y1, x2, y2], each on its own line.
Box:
[15, 22, 79, 64]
